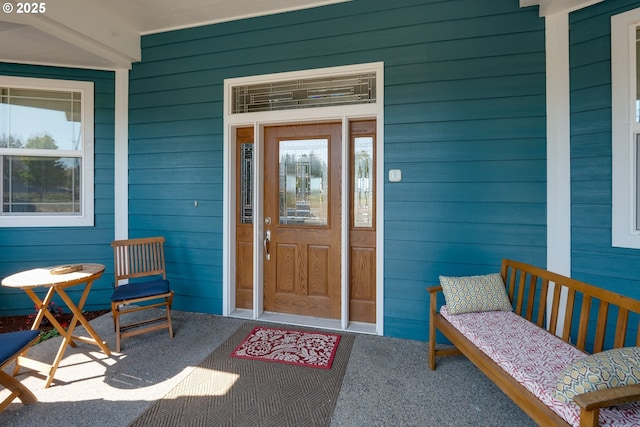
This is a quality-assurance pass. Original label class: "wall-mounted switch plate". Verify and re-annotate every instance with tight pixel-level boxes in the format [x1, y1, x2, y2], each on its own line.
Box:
[389, 169, 402, 182]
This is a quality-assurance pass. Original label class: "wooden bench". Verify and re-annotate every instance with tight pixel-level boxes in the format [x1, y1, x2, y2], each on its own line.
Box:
[0, 330, 40, 412]
[427, 258, 640, 427]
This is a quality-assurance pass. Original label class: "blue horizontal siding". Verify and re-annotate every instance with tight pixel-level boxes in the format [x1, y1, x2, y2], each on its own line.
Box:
[0, 0, 551, 341]
[385, 138, 545, 162]
[385, 243, 545, 278]
[569, 0, 640, 299]
[0, 63, 115, 315]
[388, 76, 544, 106]
[385, 119, 544, 143]
[393, 160, 545, 182]
[387, 96, 546, 124]
[387, 222, 545, 247]
[386, 52, 545, 86]
[384, 182, 546, 203]
[384, 317, 429, 341]
[127, 0, 546, 335]
[386, 201, 545, 225]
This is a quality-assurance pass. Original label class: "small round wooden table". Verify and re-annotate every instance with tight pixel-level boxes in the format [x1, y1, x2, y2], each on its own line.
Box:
[2, 263, 111, 388]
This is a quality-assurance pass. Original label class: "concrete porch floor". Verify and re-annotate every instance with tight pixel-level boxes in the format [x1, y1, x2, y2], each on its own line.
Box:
[0, 310, 535, 426]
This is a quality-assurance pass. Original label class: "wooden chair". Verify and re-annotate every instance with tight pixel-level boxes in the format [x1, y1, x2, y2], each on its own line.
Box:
[0, 330, 40, 412]
[111, 236, 174, 352]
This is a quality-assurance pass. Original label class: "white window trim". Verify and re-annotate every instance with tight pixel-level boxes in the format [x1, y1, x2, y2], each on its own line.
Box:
[0, 75, 94, 227]
[612, 8, 640, 248]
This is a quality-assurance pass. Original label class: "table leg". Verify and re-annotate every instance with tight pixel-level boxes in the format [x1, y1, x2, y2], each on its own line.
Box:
[25, 287, 53, 329]
[23, 288, 77, 347]
[12, 287, 78, 380]
[15, 280, 111, 388]
[56, 280, 111, 356]
[44, 329, 72, 388]
[39, 280, 111, 388]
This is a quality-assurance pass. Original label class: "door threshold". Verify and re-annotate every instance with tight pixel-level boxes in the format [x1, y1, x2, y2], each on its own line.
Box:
[228, 309, 377, 335]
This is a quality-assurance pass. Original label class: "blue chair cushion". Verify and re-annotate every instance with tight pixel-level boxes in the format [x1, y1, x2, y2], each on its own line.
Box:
[0, 330, 40, 366]
[111, 279, 170, 302]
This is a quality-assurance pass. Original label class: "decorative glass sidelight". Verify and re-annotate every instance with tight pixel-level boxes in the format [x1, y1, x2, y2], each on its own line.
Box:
[278, 139, 328, 226]
[240, 143, 253, 224]
[353, 137, 373, 227]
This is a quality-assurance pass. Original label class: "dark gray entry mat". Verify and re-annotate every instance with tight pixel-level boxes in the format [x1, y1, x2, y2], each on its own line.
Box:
[129, 322, 354, 427]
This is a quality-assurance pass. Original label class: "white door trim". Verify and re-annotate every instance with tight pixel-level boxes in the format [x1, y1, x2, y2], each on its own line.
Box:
[222, 62, 384, 335]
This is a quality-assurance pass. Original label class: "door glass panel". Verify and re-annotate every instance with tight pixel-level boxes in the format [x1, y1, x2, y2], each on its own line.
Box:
[240, 143, 253, 224]
[279, 139, 328, 226]
[354, 136, 373, 227]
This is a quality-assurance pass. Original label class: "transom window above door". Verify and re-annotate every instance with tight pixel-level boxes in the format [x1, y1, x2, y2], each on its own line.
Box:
[231, 72, 376, 113]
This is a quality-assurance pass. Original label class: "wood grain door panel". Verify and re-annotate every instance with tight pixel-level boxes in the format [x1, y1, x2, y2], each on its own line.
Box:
[264, 123, 342, 319]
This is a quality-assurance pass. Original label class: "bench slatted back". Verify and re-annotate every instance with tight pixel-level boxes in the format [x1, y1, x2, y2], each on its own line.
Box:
[501, 258, 640, 354]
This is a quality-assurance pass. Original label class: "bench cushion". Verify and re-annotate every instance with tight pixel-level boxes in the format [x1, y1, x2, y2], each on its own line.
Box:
[0, 330, 40, 366]
[439, 273, 512, 314]
[111, 279, 170, 302]
[441, 306, 640, 426]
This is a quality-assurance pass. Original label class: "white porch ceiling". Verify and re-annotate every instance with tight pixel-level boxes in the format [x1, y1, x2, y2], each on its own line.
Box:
[0, 0, 351, 70]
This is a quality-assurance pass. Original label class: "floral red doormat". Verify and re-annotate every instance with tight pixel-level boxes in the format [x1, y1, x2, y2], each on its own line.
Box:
[231, 326, 342, 369]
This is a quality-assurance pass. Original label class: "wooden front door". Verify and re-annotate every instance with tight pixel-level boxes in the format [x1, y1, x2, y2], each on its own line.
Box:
[263, 123, 342, 319]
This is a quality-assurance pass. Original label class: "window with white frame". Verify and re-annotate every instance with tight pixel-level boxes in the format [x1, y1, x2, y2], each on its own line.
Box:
[0, 76, 94, 227]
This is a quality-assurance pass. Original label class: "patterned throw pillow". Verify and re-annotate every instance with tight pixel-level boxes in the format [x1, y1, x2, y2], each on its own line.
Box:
[554, 347, 640, 403]
[438, 273, 513, 315]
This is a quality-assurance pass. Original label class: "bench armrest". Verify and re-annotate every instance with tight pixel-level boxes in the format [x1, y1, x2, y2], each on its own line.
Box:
[426, 285, 444, 319]
[573, 384, 640, 427]
[427, 285, 443, 370]
[573, 384, 640, 410]
[426, 285, 442, 295]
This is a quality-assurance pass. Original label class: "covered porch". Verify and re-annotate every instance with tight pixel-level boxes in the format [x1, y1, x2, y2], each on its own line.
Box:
[1, 0, 639, 423]
[1, 0, 617, 340]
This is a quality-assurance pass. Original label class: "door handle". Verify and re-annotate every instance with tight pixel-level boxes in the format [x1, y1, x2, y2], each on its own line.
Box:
[263, 230, 271, 261]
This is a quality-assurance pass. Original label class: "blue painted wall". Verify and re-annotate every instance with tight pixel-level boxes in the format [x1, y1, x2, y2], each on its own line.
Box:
[569, 1, 640, 346]
[0, 0, 549, 341]
[129, 0, 547, 340]
[4, 0, 640, 344]
[0, 64, 115, 315]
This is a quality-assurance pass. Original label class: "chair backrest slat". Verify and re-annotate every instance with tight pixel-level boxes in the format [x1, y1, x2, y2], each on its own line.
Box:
[112, 236, 166, 286]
